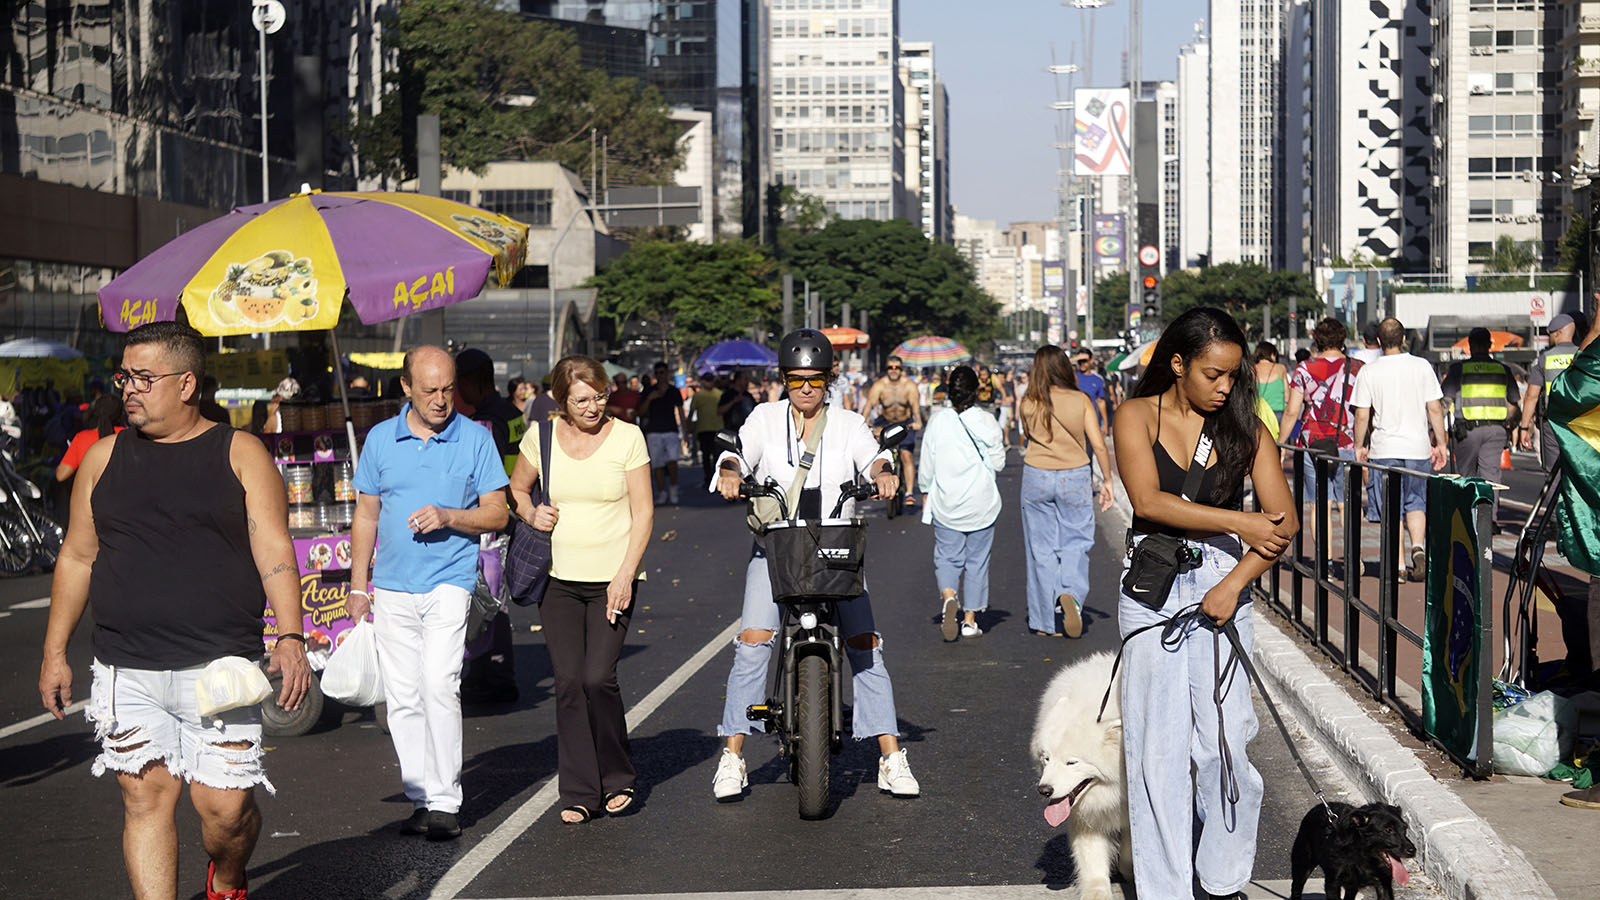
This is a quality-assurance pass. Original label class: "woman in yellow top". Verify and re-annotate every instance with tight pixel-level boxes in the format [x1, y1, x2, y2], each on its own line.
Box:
[1018, 345, 1114, 638]
[509, 355, 653, 824]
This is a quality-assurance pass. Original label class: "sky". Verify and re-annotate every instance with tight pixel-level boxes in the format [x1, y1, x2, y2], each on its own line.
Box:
[718, 0, 1208, 228]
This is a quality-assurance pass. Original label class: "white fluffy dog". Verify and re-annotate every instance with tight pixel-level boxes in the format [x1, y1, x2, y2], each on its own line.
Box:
[1031, 650, 1133, 900]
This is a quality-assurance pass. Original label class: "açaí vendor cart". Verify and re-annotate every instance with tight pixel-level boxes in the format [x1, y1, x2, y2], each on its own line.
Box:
[97, 187, 528, 735]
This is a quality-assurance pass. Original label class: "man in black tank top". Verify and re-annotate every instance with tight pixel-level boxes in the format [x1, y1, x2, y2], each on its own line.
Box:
[39, 322, 311, 900]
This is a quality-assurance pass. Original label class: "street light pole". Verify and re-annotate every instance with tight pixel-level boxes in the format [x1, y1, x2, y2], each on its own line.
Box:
[251, 1, 284, 204]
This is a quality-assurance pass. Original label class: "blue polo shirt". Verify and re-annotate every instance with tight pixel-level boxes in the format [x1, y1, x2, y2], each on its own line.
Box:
[352, 406, 510, 593]
[1078, 371, 1107, 425]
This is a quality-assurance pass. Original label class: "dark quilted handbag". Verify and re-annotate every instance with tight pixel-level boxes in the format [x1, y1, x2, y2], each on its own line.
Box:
[506, 420, 554, 606]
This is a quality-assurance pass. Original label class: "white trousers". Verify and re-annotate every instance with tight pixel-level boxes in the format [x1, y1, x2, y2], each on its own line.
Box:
[374, 584, 470, 813]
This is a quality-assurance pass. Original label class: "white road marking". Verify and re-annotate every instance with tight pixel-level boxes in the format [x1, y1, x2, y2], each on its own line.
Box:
[9, 597, 51, 609]
[427, 618, 742, 900]
[0, 701, 88, 741]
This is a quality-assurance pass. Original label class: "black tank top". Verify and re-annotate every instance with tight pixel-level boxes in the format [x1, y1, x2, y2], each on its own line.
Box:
[1130, 396, 1245, 538]
[88, 425, 266, 669]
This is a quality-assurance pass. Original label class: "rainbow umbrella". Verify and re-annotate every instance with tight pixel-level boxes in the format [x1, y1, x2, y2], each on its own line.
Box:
[891, 335, 970, 367]
[98, 188, 528, 335]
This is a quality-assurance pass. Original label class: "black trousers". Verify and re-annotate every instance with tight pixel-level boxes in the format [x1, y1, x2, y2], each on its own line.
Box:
[542, 577, 636, 810]
[697, 430, 720, 485]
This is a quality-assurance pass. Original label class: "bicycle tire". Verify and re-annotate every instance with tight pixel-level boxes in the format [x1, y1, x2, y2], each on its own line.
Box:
[794, 654, 831, 820]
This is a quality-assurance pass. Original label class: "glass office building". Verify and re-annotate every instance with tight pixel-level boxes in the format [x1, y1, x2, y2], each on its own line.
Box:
[521, 1, 717, 112]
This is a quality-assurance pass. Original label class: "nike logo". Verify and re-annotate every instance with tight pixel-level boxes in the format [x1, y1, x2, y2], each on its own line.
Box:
[1130, 584, 1151, 594]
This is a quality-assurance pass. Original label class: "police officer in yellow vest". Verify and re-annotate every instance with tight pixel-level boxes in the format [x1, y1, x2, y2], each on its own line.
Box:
[1442, 327, 1519, 482]
[1520, 312, 1586, 472]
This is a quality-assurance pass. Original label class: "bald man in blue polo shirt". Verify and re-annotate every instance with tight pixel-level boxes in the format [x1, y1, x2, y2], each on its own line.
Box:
[347, 346, 510, 841]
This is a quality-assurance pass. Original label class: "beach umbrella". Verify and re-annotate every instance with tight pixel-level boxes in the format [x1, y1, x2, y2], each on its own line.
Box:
[0, 338, 82, 359]
[821, 326, 870, 350]
[1451, 331, 1524, 354]
[1119, 339, 1158, 371]
[97, 188, 528, 336]
[891, 335, 970, 367]
[692, 339, 778, 372]
[96, 187, 529, 461]
[602, 361, 630, 380]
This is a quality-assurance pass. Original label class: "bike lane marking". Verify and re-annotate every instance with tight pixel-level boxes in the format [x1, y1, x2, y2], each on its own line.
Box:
[0, 701, 88, 741]
[427, 617, 742, 900]
[9, 597, 50, 609]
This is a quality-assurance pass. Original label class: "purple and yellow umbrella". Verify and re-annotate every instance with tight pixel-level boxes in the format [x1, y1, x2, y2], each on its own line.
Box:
[890, 335, 971, 368]
[98, 189, 528, 335]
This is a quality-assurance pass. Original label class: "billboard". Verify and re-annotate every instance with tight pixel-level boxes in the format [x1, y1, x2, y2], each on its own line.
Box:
[1042, 260, 1066, 301]
[1092, 214, 1125, 268]
[1073, 88, 1132, 176]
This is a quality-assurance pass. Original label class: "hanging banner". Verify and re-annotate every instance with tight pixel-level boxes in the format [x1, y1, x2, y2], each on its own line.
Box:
[1422, 475, 1492, 763]
[1073, 88, 1132, 176]
[1093, 214, 1125, 268]
[1042, 260, 1066, 302]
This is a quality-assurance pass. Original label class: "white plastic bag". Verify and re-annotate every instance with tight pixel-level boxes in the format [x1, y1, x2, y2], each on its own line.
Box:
[321, 620, 385, 707]
[195, 656, 273, 719]
[1492, 690, 1576, 776]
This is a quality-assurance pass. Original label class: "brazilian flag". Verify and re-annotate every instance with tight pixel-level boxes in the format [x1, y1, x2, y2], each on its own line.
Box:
[1548, 341, 1600, 577]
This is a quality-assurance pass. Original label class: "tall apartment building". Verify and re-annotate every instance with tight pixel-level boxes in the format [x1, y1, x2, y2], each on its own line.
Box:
[521, 1, 717, 113]
[1176, 26, 1212, 269]
[767, 0, 909, 223]
[1209, 0, 1286, 267]
[1558, 2, 1600, 230]
[1152, 81, 1180, 274]
[899, 41, 951, 242]
[1431, 2, 1566, 279]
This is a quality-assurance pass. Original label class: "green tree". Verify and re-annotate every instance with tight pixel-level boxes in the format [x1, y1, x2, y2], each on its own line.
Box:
[588, 241, 779, 361]
[348, 0, 682, 184]
[774, 184, 831, 258]
[1090, 271, 1131, 341]
[1157, 263, 1319, 340]
[787, 219, 1001, 353]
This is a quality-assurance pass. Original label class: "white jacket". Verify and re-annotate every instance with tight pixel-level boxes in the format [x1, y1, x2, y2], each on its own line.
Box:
[917, 406, 1006, 531]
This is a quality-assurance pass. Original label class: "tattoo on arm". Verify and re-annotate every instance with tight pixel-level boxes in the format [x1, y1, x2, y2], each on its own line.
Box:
[261, 562, 293, 581]
[247, 516, 258, 535]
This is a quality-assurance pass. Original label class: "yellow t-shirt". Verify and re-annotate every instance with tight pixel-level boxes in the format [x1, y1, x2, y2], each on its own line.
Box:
[519, 419, 650, 582]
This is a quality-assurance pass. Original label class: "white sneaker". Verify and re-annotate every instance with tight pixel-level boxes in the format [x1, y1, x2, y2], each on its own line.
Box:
[960, 621, 982, 638]
[712, 748, 747, 800]
[878, 749, 920, 797]
[655, 489, 668, 505]
[668, 485, 680, 505]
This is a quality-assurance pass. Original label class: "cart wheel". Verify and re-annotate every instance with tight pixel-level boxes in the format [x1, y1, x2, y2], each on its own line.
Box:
[261, 670, 325, 737]
[375, 701, 390, 735]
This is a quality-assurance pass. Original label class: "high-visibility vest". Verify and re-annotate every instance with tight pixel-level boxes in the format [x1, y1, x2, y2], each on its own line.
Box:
[1455, 359, 1513, 423]
[1543, 351, 1576, 396]
[503, 414, 529, 476]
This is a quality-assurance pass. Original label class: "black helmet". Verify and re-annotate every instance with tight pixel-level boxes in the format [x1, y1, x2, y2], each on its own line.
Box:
[778, 328, 833, 371]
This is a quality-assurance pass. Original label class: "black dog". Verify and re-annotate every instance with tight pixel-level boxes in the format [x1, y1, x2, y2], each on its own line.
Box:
[1289, 801, 1417, 900]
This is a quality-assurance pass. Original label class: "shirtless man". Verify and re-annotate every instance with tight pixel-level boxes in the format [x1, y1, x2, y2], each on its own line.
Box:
[866, 355, 923, 505]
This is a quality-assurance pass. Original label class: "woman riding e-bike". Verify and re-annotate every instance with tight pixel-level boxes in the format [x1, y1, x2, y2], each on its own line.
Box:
[708, 329, 922, 803]
[1111, 307, 1298, 900]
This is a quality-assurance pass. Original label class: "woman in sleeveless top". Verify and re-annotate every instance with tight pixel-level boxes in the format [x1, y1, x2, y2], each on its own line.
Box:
[1253, 341, 1287, 418]
[1111, 308, 1298, 899]
[1017, 345, 1114, 637]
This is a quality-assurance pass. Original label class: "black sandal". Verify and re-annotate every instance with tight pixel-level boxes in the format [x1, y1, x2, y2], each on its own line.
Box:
[604, 787, 636, 814]
[559, 805, 593, 824]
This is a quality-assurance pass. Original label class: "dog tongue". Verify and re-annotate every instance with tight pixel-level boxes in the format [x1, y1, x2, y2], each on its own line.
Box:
[1385, 853, 1410, 886]
[1044, 797, 1072, 827]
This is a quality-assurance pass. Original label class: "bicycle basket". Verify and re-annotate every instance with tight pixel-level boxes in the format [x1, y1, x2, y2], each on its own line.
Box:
[762, 519, 867, 603]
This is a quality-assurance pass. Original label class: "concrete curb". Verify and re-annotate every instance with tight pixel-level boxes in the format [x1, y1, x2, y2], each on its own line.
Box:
[1103, 491, 1555, 900]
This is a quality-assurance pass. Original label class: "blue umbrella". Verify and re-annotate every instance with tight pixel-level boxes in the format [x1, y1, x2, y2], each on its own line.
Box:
[692, 339, 777, 372]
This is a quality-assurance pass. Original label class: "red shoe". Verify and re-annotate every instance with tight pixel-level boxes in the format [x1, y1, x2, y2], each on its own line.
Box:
[206, 860, 248, 900]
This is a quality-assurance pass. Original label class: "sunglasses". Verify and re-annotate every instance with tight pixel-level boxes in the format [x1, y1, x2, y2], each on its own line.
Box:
[784, 374, 828, 390]
[886, 365, 903, 371]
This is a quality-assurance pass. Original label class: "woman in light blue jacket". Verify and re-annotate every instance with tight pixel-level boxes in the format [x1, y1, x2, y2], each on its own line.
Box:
[918, 366, 1008, 640]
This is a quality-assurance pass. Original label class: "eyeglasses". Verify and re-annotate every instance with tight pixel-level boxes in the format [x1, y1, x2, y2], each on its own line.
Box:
[112, 369, 184, 393]
[784, 374, 828, 390]
[569, 391, 610, 409]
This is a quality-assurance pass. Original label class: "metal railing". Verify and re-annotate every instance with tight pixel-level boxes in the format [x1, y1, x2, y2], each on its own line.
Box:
[1255, 444, 1495, 777]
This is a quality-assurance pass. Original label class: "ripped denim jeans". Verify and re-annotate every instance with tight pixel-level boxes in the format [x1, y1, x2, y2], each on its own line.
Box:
[85, 658, 273, 793]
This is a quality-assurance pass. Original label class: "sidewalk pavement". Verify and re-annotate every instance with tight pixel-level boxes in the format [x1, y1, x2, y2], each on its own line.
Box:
[1103, 494, 1596, 900]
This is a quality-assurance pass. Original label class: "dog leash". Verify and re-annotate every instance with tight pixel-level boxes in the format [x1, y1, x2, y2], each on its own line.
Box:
[1097, 604, 1338, 823]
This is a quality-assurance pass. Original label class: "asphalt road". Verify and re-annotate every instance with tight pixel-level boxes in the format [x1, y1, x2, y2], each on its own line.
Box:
[1, 453, 1389, 900]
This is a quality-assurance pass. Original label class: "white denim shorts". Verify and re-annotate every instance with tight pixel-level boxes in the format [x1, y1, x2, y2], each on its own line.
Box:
[645, 431, 679, 467]
[85, 658, 273, 793]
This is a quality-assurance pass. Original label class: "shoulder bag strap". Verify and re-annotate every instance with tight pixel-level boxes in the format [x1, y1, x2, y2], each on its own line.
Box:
[1333, 356, 1353, 436]
[1179, 417, 1214, 503]
[782, 405, 828, 518]
[954, 410, 985, 457]
[538, 419, 554, 504]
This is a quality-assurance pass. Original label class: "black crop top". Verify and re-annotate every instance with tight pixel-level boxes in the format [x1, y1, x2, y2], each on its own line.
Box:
[1129, 397, 1245, 538]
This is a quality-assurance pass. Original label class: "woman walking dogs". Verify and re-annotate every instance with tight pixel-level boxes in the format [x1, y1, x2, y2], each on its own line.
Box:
[1111, 308, 1298, 900]
[709, 329, 921, 802]
[508, 355, 654, 824]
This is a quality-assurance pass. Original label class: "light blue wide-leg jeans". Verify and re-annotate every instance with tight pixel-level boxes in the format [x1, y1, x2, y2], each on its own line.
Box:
[1020, 464, 1095, 632]
[1118, 535, 1262, 897]
[932, 522, 995, 612]
[717, 543, 899, 740]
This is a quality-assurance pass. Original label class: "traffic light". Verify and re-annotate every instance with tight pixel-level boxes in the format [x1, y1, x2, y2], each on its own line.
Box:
[1141, 273, 1160, 322]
